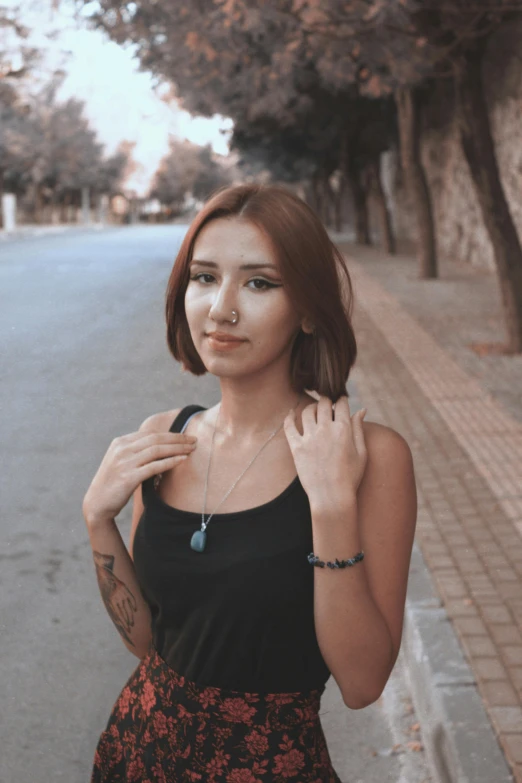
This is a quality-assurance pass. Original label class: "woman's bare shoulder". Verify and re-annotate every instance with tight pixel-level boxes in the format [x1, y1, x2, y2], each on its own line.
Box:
[361, 420, 414, 476]
[362, 420, 411, 452]
[138, 408, 183, 433]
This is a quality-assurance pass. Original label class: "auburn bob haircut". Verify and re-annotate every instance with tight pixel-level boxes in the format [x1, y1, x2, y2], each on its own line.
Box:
[165, 183, 357, 403]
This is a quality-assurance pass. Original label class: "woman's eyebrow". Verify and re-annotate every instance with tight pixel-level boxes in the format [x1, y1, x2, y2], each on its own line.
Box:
[190, 260, 278, 271]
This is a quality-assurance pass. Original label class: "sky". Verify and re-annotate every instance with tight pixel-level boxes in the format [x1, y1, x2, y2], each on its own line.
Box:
[5, 1, 233, 195]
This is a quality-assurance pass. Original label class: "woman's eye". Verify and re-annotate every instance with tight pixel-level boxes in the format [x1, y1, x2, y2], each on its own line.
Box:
[189, 273, 279, 291]
[250, 278, 276, 290]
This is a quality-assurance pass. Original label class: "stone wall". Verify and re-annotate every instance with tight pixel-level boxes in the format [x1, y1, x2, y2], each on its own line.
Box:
[384, 18, 522, 271]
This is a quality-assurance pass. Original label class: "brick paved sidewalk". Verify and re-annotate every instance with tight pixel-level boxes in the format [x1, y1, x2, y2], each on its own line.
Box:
[339, 241, 522, 783]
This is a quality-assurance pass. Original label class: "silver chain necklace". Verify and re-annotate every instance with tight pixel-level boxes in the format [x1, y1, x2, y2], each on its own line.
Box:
[190, 397, 304, 552]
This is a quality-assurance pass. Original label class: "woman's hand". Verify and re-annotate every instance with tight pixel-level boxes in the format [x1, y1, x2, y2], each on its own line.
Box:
[82, 430, 197, 527]
[283, 395, 368, 510]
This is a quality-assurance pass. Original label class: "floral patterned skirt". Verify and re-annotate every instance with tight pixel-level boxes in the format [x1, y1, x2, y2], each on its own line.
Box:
[91, 643, 342, 783]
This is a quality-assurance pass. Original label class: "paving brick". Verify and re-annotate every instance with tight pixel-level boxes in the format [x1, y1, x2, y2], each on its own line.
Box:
[500, 733, 522, 763]
[478, 680, 520, 707]
[472, 657, 508, 681]
[483, 556, 512, 570]
[468, 583, 499, 598]
[454, 616, 489, 636]
[458, 562, 487, 577]
[430, 556, 457, 570]
[444, 534, 472, 547]
[461, 635, 497, 658]
[435, 575, 469, 600]
[497, 583, 522, 600]
[421, 542, 449, 556]
[488, 706, 522, 733]
[494, 569, 520, 583]
[481, 605, 515, 625]
[489, 625, 522, 646]
[501, 647, 522, 667]
[442, 598, 479, 617]
[478, 593, 509, 606]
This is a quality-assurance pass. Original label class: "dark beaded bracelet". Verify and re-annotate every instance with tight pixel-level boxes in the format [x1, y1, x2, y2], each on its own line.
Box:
[307, 551, 365, 569]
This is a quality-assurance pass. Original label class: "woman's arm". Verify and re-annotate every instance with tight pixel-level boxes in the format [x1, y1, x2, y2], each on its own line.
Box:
[310, 423, 417, 709]
[83, 410, 184, 659]
[85, 508, 152, 659]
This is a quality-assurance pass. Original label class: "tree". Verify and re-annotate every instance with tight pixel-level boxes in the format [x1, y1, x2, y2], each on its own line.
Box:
[270, 0, 436, 273]
[2, 75, 134, 221]
[278, 0, 522, 350]
[1, 6, 138, 223]
[149, 139, 232, 213]
[81, 0, 398, 247]
[96, 140, 137, 197]
[0, 5, 41, 215]
[406, 1, 522, 352]
[0, 5, 40, 80]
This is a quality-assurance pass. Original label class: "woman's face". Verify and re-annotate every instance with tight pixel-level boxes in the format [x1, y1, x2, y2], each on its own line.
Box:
[185, 217, 307, 378]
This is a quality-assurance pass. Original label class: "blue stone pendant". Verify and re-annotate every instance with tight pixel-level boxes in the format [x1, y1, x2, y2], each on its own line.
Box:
[190, 529, 207, 552]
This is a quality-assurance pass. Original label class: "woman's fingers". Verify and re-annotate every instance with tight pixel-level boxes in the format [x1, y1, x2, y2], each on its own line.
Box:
[115, 430, 196, 456]
[133, 440, 197, 468]
[83, 431, 199, 524]
[300, 400, 318, 430]
[135, 453, 194, 484]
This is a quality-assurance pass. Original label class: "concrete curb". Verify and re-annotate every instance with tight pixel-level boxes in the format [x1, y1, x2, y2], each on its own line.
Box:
[403, 543, 514, 783]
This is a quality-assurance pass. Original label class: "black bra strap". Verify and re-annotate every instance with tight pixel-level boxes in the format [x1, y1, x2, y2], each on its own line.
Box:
[169, 404, 207, 433]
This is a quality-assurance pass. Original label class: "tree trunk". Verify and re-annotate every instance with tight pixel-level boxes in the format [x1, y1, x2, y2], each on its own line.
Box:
[61, 191, 72, 223]
[0, 168, 4, 229]
[395, 87, 437, 277]
[335, 135, 348, 233]
[346, 158, 371, 245]
[456, 47, 522, 354]
[368, 156, 396, 254]
[34, 183, 44, 224]
[320, 175, 332, 227]
[303, 181, 315, 210]
[334, 181, 344, 232]
[49, 189, 59, 224]
[311, 173, 323, 218]
[323, 176, 341, 230]
[341, 183, 352, 233]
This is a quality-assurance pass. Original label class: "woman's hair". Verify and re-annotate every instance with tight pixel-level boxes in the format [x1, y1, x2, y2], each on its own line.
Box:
[165, 183, 357, 403]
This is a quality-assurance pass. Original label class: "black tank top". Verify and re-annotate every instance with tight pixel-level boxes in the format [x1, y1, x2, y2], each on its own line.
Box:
[133, 405, 331, 694]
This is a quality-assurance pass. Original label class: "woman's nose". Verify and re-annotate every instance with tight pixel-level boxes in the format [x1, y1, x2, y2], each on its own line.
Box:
[208, 286, 238, 321]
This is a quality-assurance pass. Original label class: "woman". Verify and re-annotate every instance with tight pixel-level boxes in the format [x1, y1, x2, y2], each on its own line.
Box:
[83, 183, 417, 782]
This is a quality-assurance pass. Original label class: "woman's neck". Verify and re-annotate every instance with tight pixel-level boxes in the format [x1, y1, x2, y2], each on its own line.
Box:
[210, 390, 314, 443]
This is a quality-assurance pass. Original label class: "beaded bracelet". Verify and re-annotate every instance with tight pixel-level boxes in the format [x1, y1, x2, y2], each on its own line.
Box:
[307, 551, 364, 569]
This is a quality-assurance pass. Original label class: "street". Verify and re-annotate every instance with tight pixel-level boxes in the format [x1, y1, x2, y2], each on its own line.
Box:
[0, 225, 430, 782]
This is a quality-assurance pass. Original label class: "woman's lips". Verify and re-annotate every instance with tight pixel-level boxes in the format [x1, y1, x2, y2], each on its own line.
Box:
[206, 335, 246, 351]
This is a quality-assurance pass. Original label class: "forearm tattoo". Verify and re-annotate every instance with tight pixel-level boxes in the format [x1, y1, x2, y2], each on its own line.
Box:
[93, 551, 138, 647]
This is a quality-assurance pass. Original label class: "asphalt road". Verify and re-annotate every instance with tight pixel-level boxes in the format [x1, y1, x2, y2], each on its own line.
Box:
[0, 225, 430, 782]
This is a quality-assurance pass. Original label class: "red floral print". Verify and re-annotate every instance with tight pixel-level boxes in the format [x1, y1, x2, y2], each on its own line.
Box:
[139, 679, 156, 716]
[91, 644, 342, 782]
[244, 729, 270, 756]
[220, 697, 258, 724]
[226, 769, 262, 783]
[272, 747, 306, 778]
[152, 709, 169, 737]
[115, 686, 132, 720]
